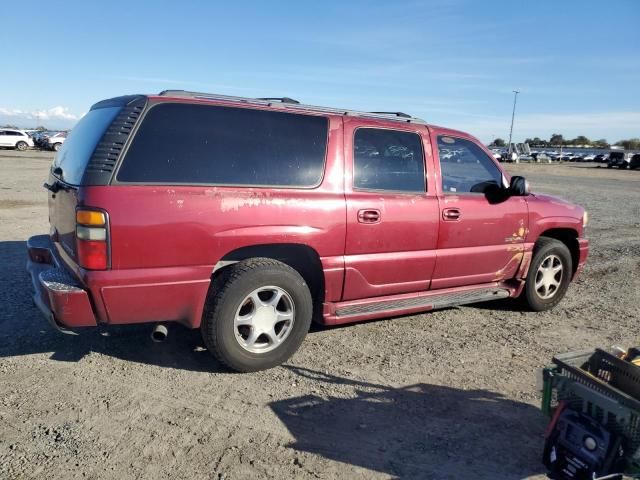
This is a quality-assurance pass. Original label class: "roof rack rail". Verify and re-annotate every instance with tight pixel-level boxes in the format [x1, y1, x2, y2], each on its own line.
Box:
[256, 97, 300, 104]
[155, 90, 427, 124]
[370, 111, 412, 118]
[158, 90, 254, 102]
[158, 90, 300, 105]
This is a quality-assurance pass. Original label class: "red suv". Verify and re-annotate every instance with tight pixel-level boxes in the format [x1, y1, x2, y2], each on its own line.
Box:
[27, 91, 589, 372]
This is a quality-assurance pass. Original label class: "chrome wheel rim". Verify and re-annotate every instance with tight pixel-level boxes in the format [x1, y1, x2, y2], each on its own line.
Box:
[234, 286, 295, 353]
[534, 254, 563, 300]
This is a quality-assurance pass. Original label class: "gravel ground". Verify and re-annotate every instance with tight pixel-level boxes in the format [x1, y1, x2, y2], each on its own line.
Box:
[0, 150, 638, 479]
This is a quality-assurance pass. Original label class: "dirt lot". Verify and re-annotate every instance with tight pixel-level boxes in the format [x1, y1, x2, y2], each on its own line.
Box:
[1, 150, 638, 479]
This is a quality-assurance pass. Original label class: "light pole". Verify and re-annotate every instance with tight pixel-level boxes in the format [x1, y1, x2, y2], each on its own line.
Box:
[507, 90, 519, 158]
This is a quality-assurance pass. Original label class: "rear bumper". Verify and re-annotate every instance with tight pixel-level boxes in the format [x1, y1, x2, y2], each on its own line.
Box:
[26, 235, 97, 332]
[575, 237, 589, 278]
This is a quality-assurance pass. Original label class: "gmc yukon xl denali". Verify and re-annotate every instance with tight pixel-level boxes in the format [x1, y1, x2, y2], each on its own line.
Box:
[27, 91, 589, 372]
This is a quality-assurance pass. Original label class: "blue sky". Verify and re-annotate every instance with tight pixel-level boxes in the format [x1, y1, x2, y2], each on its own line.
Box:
[1, 0, 639, 143]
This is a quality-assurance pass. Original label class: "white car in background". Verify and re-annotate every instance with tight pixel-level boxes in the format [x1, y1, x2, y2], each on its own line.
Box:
[45, 131, 67, 151]
[0, 129, 34, 151]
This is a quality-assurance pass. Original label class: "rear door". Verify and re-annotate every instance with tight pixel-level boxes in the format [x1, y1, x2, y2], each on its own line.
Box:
[430, 132, 528, 289]
[342, 118, 439, 301]
[0, 131, 7, 146]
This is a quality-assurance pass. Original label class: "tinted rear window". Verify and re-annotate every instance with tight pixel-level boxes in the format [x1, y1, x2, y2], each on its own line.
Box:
[354, 128, 425, 193]
[52, 106, 121, 185]
[117, 103, 328, 187]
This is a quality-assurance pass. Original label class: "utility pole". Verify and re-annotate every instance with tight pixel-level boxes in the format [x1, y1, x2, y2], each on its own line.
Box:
[507, 90, 520, 159]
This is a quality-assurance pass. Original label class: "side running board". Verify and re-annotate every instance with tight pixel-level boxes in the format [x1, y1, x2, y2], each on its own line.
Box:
[323, 284, 514, 326]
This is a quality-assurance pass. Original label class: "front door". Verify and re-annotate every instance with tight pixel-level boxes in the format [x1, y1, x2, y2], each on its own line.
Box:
[342, 118, 440, 301]
[430, 133, 528, 290]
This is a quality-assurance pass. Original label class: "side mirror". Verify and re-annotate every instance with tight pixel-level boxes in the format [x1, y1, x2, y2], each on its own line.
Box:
[509, 176, 530, 196]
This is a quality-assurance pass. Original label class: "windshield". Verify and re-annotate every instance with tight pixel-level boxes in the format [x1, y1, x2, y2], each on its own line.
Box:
[52, 106, 121, 185]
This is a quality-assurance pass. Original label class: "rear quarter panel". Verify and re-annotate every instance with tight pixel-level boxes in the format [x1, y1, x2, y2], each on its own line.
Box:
[78, 115, 346, 327]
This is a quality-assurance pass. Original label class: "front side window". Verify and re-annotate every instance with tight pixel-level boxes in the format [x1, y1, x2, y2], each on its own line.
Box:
[437, 136, 502, 194]
[117, 103, 328, 187]
[353, 128, 425, 193]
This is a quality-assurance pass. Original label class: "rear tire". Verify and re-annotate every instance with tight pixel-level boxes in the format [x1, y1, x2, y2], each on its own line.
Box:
[201, 258, 312, 372]
[16, 141, 27, 151]
[523, 237, 573, 311]
[53, 143, 61, 152]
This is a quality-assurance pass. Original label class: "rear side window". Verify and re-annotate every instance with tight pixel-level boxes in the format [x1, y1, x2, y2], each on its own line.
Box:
[437, 136, 502, 194]
[52, 106, 122, 185]
[117, 103, 329, 187]
[353, 128, 425, 193]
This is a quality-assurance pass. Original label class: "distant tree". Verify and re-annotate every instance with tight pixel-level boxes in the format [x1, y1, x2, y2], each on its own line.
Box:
[491, 138, 506, 147]
[592, 138, 610, 149]
[1, 124, 19, 129]
[35, 126, 47, 131]
[549, 133, 564, 146]
[615, 138, 640, 150]
[571, 135, 591, 147]
[532, 137, 545, 146]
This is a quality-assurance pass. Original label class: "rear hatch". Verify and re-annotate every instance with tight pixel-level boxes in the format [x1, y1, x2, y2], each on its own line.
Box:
[608, 151, 624, 164]
[47, 106, 123, 264]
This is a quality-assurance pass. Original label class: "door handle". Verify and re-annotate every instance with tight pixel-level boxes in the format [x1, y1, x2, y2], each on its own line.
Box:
[442, 208, 461, 221]
[357, 209, 381, 224]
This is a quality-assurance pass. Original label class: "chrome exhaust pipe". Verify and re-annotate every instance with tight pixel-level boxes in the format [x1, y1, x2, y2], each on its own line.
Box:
[151, 324, 168, 343]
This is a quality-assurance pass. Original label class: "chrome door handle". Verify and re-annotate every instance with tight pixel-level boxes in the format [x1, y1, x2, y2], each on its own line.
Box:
[357, 209, 381, 223]
[442, 208, 461, 221]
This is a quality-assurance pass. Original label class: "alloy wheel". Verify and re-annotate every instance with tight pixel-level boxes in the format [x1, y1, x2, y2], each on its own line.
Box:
[234, 286, 295, 353]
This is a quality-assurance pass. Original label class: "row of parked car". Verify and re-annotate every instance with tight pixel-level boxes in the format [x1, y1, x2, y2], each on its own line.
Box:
[491, 148, 640, 169]
[0, 128, 67, 151]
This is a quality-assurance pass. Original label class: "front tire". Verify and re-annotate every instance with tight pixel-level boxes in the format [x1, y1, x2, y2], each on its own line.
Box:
[201, 258, 313, 372]
[52, 143, 61, 151]
[523, 237, 573, 311]
[16, 141, 28, 151]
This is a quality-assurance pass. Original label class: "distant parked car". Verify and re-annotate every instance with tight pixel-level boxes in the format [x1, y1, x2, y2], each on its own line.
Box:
[45, 131, 67, 151]
[0, 129, 34, 151]
[531, 152, 551, 163]
[630, 154, 640, 170]
[582, 154, 596, 162]
[594, 154, 608, 163]
[33, 131, 55, 148]
[607, 151, 630, 169]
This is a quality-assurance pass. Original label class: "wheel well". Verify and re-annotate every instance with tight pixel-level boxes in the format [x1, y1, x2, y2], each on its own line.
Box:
[538, 228, 579, 275]
[213, 244, 325, 304]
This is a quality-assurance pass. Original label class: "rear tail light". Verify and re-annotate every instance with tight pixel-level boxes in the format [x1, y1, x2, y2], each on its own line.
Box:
[76, 209, 109, 270]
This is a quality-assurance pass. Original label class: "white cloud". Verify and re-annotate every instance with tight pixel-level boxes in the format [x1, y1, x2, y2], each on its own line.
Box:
[0, 106, 79, 122]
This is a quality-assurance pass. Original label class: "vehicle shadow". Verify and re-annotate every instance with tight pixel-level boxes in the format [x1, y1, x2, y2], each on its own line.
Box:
[0, 240, 227, 373]
[468, 297, 526, 312]
[271, 366, 545, 479]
